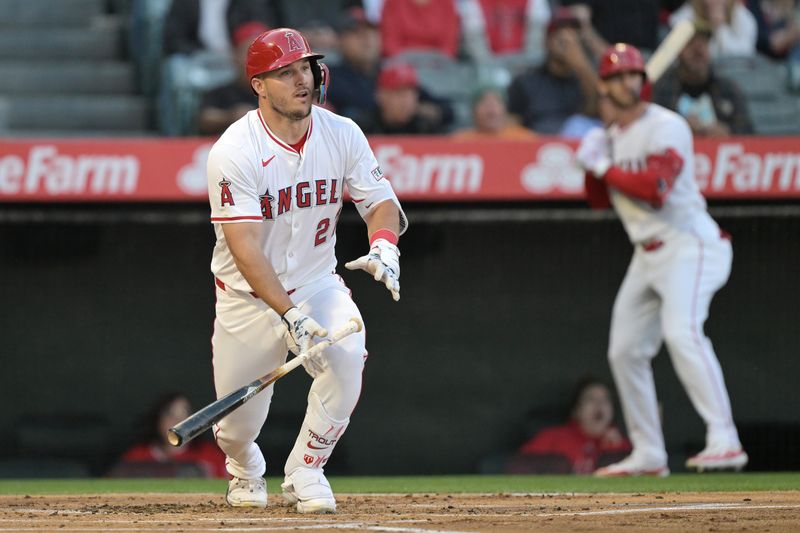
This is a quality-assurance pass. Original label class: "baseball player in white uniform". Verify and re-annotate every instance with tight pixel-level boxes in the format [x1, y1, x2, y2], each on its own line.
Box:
[575, 43, 747, 476]
[206, 28, 407, 511]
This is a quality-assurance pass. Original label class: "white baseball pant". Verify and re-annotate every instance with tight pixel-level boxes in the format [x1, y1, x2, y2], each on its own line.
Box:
[608, 230, 740, 465]
[211, 274, 366, 480]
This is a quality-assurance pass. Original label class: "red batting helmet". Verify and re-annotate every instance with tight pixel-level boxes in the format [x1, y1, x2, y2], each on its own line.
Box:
[246, 28, 323, 78]
[598, 43, 646, 79]
[246, 28, 329, 103]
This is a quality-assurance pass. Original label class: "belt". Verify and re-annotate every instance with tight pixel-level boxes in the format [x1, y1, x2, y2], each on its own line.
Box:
[642, 239, 664, 252]
[641, 229, 731, 253]
[215, 277, 295, 297]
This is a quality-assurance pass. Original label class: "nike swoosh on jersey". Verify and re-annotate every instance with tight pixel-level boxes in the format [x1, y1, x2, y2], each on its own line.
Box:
[352, 198, 374, 208]
[261, 155, 276, 167]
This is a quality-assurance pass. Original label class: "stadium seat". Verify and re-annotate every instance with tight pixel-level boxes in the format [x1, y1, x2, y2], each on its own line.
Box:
[712, 55, 800, 135]
[713, 55, 788, 102]
[158, 51, 237, 135]
[0, 0, 105, 28]
[0, 0, 151, 135]
[748, 96, 800, 135]
[389, 51, 479, 131]
[129, 0, 173, 98]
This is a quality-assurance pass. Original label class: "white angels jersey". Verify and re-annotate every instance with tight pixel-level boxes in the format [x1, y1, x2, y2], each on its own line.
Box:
[207, 106, 408, 292]
[607, 103, 719, 244]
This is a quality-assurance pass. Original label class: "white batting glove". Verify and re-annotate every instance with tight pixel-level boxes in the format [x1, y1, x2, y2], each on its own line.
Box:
[280, 307, 329, 377]
[575, 127, 612, 178]
[345, 239, 401, 301]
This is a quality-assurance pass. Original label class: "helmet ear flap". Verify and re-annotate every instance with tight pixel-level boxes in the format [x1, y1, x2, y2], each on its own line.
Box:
[310, 60, 329, 105]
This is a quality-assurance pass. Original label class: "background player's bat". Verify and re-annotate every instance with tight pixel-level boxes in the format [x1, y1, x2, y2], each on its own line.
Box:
[645, 18, 696, 83]
[167, 317, 363, 447]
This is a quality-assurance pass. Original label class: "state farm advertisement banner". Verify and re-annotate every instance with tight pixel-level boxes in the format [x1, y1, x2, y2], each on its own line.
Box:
[1, 136, 799, 202]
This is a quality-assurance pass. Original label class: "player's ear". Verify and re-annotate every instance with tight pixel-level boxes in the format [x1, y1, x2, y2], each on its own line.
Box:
[251, 76, 266, 98]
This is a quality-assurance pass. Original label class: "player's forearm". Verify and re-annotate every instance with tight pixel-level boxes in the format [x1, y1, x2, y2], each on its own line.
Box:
[231, 246, 294, 315]
[364, 200, 401, 241]
[602, 149, 683, 208]
[222, 222, 294, 314]
[604, 166, 664, 207]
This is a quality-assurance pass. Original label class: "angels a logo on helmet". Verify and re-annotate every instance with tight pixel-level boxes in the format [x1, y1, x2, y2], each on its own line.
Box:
[285, 31, 303, 52]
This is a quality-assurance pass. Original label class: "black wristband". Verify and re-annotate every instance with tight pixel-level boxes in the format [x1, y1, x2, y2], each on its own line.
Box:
[281, 306, 297, 328]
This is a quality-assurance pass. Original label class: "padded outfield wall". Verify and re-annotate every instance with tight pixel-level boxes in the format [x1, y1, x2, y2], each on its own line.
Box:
[0, 204, 798, 476]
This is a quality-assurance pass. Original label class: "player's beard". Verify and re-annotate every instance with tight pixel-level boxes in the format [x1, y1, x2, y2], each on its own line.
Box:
[267, 89, 313, 121]
[608, 86, 640, 110]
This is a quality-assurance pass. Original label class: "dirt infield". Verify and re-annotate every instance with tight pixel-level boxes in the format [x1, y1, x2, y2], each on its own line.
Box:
[1, 491, 799, 532]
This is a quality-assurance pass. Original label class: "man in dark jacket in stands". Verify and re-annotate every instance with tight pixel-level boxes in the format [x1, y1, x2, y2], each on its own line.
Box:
[653, 28, 753, 137]
[163, 0, 280, 56]
[196, 21, 266, 135]
[507, 8, 597, 135]
[365, 62, 453, 135]
[329, 7, 454, 134]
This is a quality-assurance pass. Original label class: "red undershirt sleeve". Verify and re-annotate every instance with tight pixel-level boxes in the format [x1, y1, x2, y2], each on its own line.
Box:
[584, 171, 612, 209]
[603, 148, 684, 208]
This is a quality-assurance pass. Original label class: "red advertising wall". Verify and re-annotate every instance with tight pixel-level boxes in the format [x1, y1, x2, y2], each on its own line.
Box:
[1, 136, 799, 202]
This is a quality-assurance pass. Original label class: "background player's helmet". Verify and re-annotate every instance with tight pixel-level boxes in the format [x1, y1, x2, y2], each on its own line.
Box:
[245, 28, 328, 103]
[598, 43, 646, 80]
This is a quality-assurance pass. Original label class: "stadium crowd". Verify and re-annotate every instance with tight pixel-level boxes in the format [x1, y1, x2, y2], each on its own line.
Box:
[142, 0, 800, 138]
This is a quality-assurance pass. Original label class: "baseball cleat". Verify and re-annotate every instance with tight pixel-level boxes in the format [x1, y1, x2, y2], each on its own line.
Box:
[686, 448, 748, 472]
[281, 467, 336, 513]
[594, 456, 670, 478]
[226, 477, 267, 508]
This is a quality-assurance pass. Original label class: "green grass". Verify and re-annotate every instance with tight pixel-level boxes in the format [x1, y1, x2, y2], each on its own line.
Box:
[0, 473, 798, 495]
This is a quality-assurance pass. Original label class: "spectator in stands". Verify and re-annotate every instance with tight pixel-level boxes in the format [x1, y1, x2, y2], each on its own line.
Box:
[328, 7, 383, 129]
[329, 9, 454, 132]
[507, 8, 598, 134]
[516, 377, 632, 475]
[670, 0, 758, 57]
[365, 62, 453, 134]
[653, 28, 754, 136]
[380, 0, 461, 59]
[278, 0, 363, 56]
[159, 0, 280, 135]
[163, 0, 280, 57]
[453, 85, 538, 139]
[458, 0, 552, 63]
[118, 393, 227, 478]
[747, 0, 800, 60]
[561, 0, 662, 60]
[196, 22, 267, 135]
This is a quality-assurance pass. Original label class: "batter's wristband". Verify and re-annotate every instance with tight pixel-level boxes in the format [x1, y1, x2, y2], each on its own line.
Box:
[369, 229, 398, 246]
[281, 306, 298, 329]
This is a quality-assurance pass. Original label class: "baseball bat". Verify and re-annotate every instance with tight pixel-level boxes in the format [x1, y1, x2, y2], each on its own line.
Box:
[645, 19, 696, 83]
[167, 317, 363, 447]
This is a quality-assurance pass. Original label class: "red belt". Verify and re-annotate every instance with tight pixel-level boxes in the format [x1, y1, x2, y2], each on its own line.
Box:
[642, 229, 731, 253]
[215, 277, 295, 297]
[642, 239, 664, 252]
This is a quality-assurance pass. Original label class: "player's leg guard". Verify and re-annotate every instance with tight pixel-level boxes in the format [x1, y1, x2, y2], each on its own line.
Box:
[282, 392, 349, 513]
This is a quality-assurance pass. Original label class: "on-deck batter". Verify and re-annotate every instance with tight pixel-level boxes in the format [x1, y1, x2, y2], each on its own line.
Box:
[576, 43, 747, 477]
[206, 28, 407, 511]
